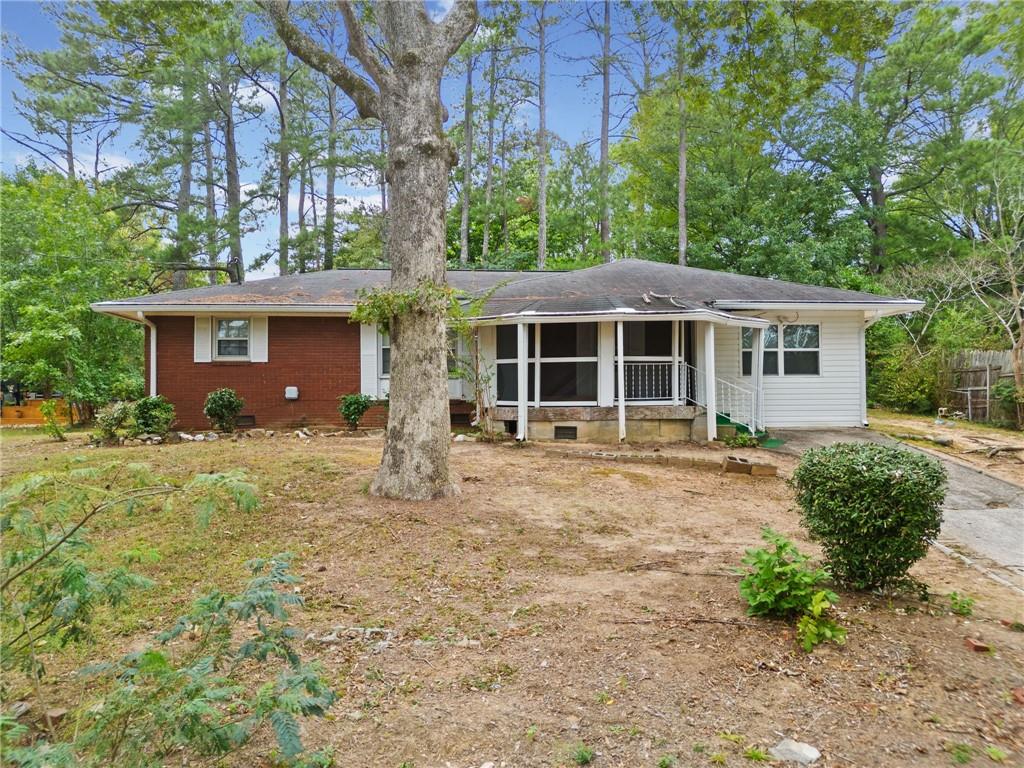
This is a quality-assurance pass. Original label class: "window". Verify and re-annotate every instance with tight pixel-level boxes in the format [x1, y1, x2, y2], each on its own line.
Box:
[215, 318, 250, 359]
[380, 331, 391, 376]
[495, 323, 598, 404]
[447, 329, 459, 375]
[741, 325, 778, 376]
[623, 321, 672, 357]
[742, 323, 819, 376]
[783, 324, 820, 375]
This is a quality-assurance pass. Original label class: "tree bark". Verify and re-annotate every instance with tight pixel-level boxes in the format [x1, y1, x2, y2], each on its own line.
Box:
[298, 159, 307, 273]
[536, 0, 548, 269]
[481, 43, 497, 264]
[203, 121, 218, 285]
[379, 122, 388, 264]
[599, 0, 611, 262]
[868, 165, 887, 272]
[222, 82, 244, 284]
[172, 118, 193, 290]
[262, 0, 477, 500]
[64, 120, 75, 181]
[278, 54, 291, 276]
[459, 54, 474, 267]
[325, 82, 337, 270]
[676, 38, 688, 267]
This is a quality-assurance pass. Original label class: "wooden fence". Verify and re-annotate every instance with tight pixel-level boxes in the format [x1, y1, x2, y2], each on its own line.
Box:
[938, 350, 1019, 423]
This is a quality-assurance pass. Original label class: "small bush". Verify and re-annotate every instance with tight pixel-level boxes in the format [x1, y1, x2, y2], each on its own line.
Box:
[948, 592, 974, 617]
[739, 528, 834, 618]
[724, 432, 759, 448]
[795, 591, 847, 651]
[94, 401, 134, 443]
[203, 388, 245, 432]
[132, 395, 176, 436]
[39, 399, 66, 442]
[793, 442, 946, 590]
[338, 393, 375, 430]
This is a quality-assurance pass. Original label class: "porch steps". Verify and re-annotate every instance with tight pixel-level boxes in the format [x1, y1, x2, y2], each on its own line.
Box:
[716, 413, 768, 440]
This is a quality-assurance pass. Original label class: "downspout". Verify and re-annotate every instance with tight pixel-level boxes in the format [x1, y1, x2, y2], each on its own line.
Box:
[137, 312, 157, 397]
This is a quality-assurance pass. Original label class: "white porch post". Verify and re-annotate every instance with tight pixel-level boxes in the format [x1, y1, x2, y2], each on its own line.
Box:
[703, 322, 717, 442]
[533, 322, 541, 407]
[671, 320, 680, 405]
[616, 320, 626, 441]
[752, 326, 764, 432]
[516, 322, 528, 441]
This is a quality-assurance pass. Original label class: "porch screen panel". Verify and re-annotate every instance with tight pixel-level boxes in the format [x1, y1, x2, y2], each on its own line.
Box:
[539, 323, 598, 403]
[495, 325, 536, 403]
[624, 321, 672, 356]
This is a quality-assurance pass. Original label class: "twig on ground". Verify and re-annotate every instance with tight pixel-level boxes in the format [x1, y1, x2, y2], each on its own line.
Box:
[610, 616, 760, 628]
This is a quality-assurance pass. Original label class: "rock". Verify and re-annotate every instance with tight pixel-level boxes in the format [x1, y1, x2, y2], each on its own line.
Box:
[453, 638, 482, 648]
[749, 462, 777, 477]
[266, 430, 275, 437]
[1012, 687, 1024, 705]
[769, 738, 821, 764]
[44, 708, 69, 726]
[194, 433, 205, 442]
[150, 436, 162, 445]
[454, 434, 467, 442]
[205, 432, 219, 441]
[294, 430, 308, 439]
[9, 701, 30, 719]
[347, 710, 364, 721]
[480, 762, 496, 768]
[246, 429, 266, 439]
[964, 637, 991, 653]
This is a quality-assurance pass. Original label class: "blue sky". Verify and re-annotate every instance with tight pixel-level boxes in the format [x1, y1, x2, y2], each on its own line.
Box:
[1, 0, 666, 278]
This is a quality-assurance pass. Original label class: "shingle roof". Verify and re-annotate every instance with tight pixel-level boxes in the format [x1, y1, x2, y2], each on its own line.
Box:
[92, 259, 920, 318]
[474, 259, 917, 318]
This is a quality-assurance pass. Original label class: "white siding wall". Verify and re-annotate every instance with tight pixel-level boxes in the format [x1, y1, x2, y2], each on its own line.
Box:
[714, 311, 867, 428]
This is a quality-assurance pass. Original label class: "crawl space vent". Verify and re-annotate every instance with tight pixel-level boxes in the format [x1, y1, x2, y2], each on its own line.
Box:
[553, 425, 578, 441]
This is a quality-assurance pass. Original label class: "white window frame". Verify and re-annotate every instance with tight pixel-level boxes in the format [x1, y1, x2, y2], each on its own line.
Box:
[494, 323, 599, 407]
[741, 322, 820, 377]
[379, 330, 391, 378]
[213, 317, 251, 361]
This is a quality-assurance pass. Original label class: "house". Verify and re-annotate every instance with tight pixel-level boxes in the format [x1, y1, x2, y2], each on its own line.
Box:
[91, 259, 922, 441]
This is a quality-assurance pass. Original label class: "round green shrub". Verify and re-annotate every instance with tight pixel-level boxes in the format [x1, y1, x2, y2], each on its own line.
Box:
[338, 393, 375, 430]
[94, 401, 134, 443]
[792, 442, 946, 590]
[203, 388, 245, 432]
[132, 395, 176, 436]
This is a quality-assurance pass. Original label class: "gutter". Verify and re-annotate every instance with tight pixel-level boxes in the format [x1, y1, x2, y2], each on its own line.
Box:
[468, 308, 770, 328]
[92, 302, 354, 317]
[137, 312, 157, 397]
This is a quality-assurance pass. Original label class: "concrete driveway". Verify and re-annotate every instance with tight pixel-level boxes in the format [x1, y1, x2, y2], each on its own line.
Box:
[770, 428, 1024, 582]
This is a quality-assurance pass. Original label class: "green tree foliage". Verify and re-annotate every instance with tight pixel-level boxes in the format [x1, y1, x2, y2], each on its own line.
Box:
[0, 170, 156, 420]
[203, 388, 245, 432]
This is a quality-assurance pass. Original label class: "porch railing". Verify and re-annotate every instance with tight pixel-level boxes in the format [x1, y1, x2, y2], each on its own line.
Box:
[612, 360, 762, 433]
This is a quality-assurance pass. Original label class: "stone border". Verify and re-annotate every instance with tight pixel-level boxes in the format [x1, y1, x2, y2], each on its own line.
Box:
[543, 448, 777, 477]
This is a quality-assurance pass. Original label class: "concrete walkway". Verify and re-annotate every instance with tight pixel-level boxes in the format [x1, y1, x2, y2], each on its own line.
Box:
[770, 428, 1024, 581]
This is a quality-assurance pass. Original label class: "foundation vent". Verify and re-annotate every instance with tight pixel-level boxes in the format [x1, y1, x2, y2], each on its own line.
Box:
[553, 425, 578, 441]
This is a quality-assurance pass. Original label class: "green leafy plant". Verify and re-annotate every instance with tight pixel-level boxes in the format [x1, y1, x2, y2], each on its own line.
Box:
[203, 388, 245, 432]
[338, 393, 376, 430]
[4, 555, 335, 767]
[739, 528, 834, 617]
[657, 755, 678, 768]
[724, 432, 759, 448]
[984, 745, 1009, 763]
[131, 395, 176, 436]
[949, 592, 975, 617]
[93, 400, 134, 443]
[743, 747, 771, 761]
[0, 461, 259, 679]
[947, 742, 974, 764]
[572, 744, 595, 765]
[38, 399, 66, 441]
[792, 443, 946, 590]
[796, 591, 848, 651]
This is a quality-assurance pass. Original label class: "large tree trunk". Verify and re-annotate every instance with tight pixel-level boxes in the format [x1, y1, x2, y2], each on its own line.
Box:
[262, 0, 477, 500]
[481, 44, 497, 264]
[278, 54, 290, 276]
[379, 123, 388, 264]
[868, 165, 887, 272]
[500, 118, 509, 255]
[536, 1, 548, 269]
[599, 0, 611, 262]
[298, 160, 307, 273]
[372, 77, 458, 499]
[203, 121, 219, 285]
[325, 83, 337, 270]
[64, 121, 75, 181]
[677, 40, 688, 267]
[223, 89, 244, 284]
[172, 119, 193, 290]
[459, 55, 474, 267]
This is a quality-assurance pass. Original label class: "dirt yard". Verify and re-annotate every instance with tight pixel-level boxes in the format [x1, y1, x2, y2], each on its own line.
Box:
[2, 431, 1023, 767]
[868, 409, 1024, 488]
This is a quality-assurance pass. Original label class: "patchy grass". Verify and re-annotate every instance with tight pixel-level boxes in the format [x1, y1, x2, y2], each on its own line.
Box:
[2, 432, 1023, 766]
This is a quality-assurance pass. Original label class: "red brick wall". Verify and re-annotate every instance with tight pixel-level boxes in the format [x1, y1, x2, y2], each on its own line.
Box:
[148, 315, 472, 431]
[150, 315, 380, 430]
